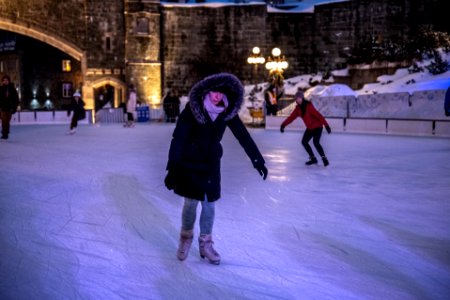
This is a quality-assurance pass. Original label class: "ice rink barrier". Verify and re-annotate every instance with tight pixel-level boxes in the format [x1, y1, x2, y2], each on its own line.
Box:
[265, 89, 450, 137]
[11, 110, 92, 125]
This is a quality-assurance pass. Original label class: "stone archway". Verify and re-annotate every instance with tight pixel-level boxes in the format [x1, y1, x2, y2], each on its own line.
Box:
[86, 76, 126, 124]
[89, 77, 126, 109]
[0, 18, 85, 70]
[0, 17, 89, 107]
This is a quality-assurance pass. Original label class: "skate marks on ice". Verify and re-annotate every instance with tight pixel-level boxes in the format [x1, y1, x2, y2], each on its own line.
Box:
[278, 226, 436, 300]
[0, 176, 87, 299]
[360, 216, 450, 271]
[2, 125, 450, 299]
[104, 174, 289, 300]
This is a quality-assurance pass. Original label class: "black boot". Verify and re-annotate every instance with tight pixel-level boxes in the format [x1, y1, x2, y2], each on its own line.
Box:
[305, 156, 318, 165]
[322, 156, 329, 167]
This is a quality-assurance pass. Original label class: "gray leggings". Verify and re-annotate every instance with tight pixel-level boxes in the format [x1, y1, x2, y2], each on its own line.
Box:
[181, 197, 215, 235]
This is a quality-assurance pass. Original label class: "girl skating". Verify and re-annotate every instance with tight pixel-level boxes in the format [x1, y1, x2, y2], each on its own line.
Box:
[280, 90, 331, 166]
[164, 73, 268, 265]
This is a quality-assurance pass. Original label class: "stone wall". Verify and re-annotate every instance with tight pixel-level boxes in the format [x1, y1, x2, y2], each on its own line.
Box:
[0, 0, 447, 108]
[85, 0, 125, 69]
[0, 0, 127, 110]
[0, 0, 86, 45]
[159, 0, 446, 94]
[124, 1, 161, 106]
[0, 0, 125, 69]
[266, 12, 315, 75]
[161, 4, 267, 95]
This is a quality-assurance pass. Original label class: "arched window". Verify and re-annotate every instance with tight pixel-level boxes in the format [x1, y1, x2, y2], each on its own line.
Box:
[106, 37, 111, 51]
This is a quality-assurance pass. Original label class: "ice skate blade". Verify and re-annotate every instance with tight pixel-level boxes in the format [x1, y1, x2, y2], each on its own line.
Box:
[200, 254, 220, 265]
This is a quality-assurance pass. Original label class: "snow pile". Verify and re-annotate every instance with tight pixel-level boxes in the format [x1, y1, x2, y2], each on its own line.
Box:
[242, 50, 450, 106]
[357, 69, 450, 95]
[305, 84, 356, 99]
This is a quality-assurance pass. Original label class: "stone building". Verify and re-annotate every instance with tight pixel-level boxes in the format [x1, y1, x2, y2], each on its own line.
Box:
[0, 0, 446, 113]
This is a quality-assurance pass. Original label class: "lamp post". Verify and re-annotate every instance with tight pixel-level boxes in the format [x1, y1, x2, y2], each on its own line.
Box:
[247, 47, 265, 83]
[265, 47, 288, 91]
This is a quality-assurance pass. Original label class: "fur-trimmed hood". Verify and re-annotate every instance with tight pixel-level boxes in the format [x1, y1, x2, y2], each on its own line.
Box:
[188, 73, 244, 124]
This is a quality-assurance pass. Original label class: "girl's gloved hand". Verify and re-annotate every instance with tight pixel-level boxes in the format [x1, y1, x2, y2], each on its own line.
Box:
[255, 164, 268, 180]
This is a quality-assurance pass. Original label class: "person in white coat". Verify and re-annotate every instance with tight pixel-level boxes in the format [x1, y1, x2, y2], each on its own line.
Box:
[125, 84, 137, 127]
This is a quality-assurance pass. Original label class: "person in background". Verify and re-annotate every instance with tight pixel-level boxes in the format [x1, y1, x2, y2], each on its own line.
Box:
[119, 101, 127, 121]
[125, 84, 137, 127]
[0, 75, 19, 140]
[445, 86, 450, 117]
[280, 89, 331, 166]
[164, 73, 268, 265]
[163, 89, 181, 123]
[67, 91, 86, 135]
[264, 85, 278, 116]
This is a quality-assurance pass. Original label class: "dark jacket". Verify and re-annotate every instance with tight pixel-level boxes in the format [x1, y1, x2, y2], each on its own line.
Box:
[0, 83, 19, 113]
[68, 98, 86, 120]
[445, 86, 450, 117]
[166, 73, 265, 202]
[281, 101, 329, 130]
[264, 89, 277, 106]
[163, 94, 181, 118]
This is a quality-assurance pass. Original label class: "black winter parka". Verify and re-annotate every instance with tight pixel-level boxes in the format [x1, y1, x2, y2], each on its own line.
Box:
[0, 83, 19, 112]
[67, 98, 86, 120]
[165, 73, 266, 202]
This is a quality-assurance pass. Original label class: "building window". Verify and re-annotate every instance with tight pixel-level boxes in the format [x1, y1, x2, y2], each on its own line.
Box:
[62, 82, 73, 98]
[136, 17, 149, 34]
[106, 37, 111, 51]
[62, 60, 71, 72]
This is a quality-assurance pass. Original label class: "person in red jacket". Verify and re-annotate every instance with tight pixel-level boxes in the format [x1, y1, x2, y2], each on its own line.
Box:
[280, 90, 331, 166]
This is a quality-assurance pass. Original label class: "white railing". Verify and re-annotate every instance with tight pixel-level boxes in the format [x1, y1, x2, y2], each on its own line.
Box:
[264, 89, 450, 137]
[11, 110, 92, 125]
[265, 116, 450, 137]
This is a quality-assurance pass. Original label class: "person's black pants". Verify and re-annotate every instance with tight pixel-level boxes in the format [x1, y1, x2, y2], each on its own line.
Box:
[301, 127, 325, 158]
[70, 113, 79, 130]
[1, 111, 12, 138]
[266, 104, 278, 116]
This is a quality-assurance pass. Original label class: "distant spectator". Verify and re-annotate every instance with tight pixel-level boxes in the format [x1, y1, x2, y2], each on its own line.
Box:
[163, 89, 181, 123]
[119, 101, 126, 115]
[125, 84, 137, 127]
[0, 75, 19, 140]
[264, 85, 278, 116]
[445, 86, 450, 117]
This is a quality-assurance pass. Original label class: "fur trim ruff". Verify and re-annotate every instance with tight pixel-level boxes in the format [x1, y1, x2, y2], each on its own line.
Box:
[188, 73, 244, 124]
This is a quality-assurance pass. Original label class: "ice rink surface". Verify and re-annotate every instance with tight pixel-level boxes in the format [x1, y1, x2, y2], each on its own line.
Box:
[1, 123, 449, 300]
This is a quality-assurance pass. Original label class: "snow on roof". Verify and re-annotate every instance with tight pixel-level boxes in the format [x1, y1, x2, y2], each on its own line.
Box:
[161, 0, 349, 13]
[289, 51, 450, 97]
[357, 71, 450, 95]
[308, 84, 357, 98]
[268, 0, 349, 13]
